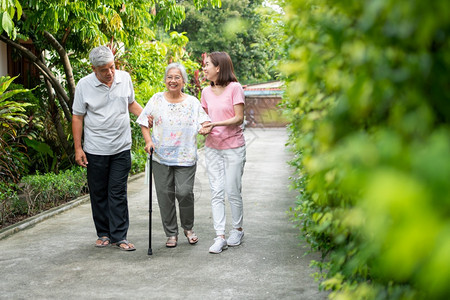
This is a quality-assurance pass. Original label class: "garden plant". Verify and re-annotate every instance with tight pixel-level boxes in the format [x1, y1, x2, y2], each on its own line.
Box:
[282, 0, 450, 299]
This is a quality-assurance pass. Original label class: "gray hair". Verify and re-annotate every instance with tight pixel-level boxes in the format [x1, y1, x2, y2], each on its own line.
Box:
[164, 63, 188, 83]
[89, 46, 114, 67]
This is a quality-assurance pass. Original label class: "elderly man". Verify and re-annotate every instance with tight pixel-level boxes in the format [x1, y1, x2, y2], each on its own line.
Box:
[72, 46, 143, 251]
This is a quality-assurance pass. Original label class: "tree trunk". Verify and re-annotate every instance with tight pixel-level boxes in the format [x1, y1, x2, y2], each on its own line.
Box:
[43, 76, 74, 161]
[0, 34, 72, 123]
[43, 30, 76, 109]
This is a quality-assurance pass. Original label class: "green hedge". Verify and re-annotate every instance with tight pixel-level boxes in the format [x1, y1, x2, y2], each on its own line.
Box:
[1, 167, 88, 227]
[0, 182, 20, 225]
[282, 0, 450, 299]
[21, 167, 88, 216]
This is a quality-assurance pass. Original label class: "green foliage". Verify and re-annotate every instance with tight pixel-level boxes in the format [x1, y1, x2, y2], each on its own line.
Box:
[130, 147, 147, 175]
[0, 76, 31, 124]
[0, 76, 32, 184]
[1, 166, 87, 227]
[197, 133, 205, 149]
[0, 181, 20, 225]
[10, 0, 153, 50]
[153, 0, 222, 31]
[21, 167, 87, 215]
[5, 80, 67, 175]
[282, 0, 450, 299]
[70, 57, 93, 85]
[24, 139, 57, 173]
[121, 40, 169, 105]
[122, 30, 204, 104]
[193, 0, 221, 9]
[175, 0, 285, 84]
[0, 0, 22, 39]
[3, 0, 222, 48]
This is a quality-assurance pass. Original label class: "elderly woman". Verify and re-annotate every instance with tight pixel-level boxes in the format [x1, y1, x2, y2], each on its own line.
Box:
[137, 63, 210, 248]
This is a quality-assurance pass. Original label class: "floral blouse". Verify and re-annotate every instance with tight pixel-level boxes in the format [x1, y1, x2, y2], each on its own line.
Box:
[136, 92, 210, 166]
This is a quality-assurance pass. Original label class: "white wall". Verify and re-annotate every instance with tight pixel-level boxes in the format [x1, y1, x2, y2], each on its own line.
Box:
[0, 41, 8, 76]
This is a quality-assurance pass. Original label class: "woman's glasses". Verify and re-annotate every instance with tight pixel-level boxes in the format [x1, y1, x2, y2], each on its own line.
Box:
[166, 76, 182, 81]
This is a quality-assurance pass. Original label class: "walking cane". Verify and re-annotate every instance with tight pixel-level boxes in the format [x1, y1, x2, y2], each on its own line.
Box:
[148, 148, 153, 256]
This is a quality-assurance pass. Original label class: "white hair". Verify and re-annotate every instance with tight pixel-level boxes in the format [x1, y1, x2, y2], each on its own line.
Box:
[89, 46, 114, 67]
[164, 63, 188, 83]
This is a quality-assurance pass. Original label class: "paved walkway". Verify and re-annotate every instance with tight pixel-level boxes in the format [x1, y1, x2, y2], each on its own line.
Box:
[0, 128, 328, 299]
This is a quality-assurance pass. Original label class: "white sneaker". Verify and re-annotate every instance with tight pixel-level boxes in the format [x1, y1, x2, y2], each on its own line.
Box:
[209, 237, 228, 254]
[227, 229, 244, 246]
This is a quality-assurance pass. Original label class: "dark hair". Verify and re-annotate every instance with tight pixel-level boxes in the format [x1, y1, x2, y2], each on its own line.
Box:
[207, 52, 238, 86]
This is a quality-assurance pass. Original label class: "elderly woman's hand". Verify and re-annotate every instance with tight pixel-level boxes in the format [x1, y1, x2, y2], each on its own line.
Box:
[144, 141, 156, 154]
[199, 122, 213, 135]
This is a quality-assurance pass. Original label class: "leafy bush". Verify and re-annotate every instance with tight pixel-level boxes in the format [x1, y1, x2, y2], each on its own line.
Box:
[3, 78, 69, 176]
[0, 182, 20, 225]
[21, 167, 87, 216]
[0, 76, 33, 184]
[131, 147, 147, 175]
[282, 0, 450, 299]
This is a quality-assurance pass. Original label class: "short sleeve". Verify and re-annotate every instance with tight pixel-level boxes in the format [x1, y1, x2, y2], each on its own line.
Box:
[231, 83, 245, 106]
[136, 95, 154, 127]
[72, 81, 86, 116]
[127, 74, 135, 104]
[195, 99, 211, 124]
[201, 87, 208, 111]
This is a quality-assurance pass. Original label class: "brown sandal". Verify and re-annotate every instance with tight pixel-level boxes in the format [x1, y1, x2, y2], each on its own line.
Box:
[166, 236, 177, 248]
[184, 230, 198, 245]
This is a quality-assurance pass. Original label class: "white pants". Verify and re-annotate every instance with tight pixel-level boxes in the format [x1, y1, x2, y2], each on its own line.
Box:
[205, 146, 246, 236]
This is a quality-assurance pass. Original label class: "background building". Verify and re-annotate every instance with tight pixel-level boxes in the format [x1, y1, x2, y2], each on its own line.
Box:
[243, 81, 287, 128]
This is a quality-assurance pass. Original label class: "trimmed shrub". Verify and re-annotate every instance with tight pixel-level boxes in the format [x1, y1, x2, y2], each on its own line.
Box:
[0, 182, 20, 225]
[282, 0, 450, 299]
[21, 167, 87, 215]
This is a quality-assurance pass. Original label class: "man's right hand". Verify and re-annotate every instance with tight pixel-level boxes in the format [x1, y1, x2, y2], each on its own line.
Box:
[75, 149, 88, 167]
[148, 115, 154, 128]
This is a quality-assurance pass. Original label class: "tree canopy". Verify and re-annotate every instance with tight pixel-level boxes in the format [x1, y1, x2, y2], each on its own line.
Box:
[174, 0, 285, 84]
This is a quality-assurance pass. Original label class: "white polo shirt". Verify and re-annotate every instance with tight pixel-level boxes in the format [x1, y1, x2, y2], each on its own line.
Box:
[72, 70, 135, 155]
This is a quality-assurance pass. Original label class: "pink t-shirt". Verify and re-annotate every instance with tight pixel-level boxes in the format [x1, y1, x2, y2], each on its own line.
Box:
[201, 82, 245, 150]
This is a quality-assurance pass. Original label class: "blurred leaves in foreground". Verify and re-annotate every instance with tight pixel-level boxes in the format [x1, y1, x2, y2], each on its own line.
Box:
[281, 0, 450, 299]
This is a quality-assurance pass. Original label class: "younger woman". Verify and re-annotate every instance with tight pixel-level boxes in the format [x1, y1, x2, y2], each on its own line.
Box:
[200, 52, 246, 254]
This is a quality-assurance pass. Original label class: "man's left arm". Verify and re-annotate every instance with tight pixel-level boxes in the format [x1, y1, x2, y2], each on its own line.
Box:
[129, 101, 143, 117]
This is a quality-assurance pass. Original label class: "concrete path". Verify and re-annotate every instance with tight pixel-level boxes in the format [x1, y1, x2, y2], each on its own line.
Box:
[0, 128, 328, 299]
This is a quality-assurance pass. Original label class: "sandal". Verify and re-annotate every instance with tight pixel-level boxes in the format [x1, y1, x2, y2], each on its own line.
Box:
[184, 230, 198, 245]
[112, 240, 136, 251]
[166, 236, 177, 248]
[95, 236, 110, 248]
